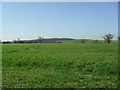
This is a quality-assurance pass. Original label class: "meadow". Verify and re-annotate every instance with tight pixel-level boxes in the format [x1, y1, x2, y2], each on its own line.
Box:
[2, 40, 118, 88]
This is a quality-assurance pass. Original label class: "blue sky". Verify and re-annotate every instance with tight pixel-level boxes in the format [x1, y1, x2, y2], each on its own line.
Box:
[0, 2, 2, 41]
[2, 2, 118, 41]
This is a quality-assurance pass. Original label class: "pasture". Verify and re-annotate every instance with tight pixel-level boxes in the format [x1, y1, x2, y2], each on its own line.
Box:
[2, 41, 118, 88]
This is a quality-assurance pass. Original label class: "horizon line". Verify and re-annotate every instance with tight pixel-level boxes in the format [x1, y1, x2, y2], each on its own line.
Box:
[1, 37, 118, 42]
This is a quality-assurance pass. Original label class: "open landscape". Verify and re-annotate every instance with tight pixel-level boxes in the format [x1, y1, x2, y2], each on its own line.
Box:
[2, 40, 118, 88]
[1, 2, 118, 89]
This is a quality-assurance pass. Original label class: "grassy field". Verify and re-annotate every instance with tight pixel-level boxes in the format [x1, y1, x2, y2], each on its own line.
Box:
[2, 40, 118, 88]
[0, 44, 2, 89]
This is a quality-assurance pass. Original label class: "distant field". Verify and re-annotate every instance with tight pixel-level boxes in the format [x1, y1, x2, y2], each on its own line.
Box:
[2, 40, 118, 88]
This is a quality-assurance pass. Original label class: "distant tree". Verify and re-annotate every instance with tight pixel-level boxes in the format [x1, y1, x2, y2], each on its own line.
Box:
[80, 39, 85, 43]
[102, 34, 114, 43]
[93, 40, 99, 43]
[118, 36, 120, 40]
[18, 38, 20, 41]
[38, 36, 44, 43]
[55, 38, 58, 42]
[17, 38, 20, 43]
[13, 40, 16, 43]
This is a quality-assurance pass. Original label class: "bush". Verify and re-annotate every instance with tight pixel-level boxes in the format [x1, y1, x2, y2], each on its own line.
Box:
[80, 39, 85, 43]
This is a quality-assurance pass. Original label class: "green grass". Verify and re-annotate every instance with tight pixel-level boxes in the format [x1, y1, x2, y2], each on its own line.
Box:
[0, 44, 2, 89]
[2, 41, 118, 88]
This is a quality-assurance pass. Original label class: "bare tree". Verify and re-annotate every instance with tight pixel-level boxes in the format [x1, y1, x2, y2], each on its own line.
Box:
[102, 34, 114, 43]
[38, 36, 43, 43]
[17, 38, 20, 43]
[18, 38, 20, 41]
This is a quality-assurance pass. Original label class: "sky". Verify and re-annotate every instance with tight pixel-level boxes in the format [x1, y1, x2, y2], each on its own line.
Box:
[0, 2, 2, 41]
[1, 2, 118, 41]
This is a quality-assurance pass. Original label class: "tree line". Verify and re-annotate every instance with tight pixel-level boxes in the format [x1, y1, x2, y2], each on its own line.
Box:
[1, 34, 119, 44]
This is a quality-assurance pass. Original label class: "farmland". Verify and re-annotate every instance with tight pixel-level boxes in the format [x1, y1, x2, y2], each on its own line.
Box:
[2, 40, 118, 88]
